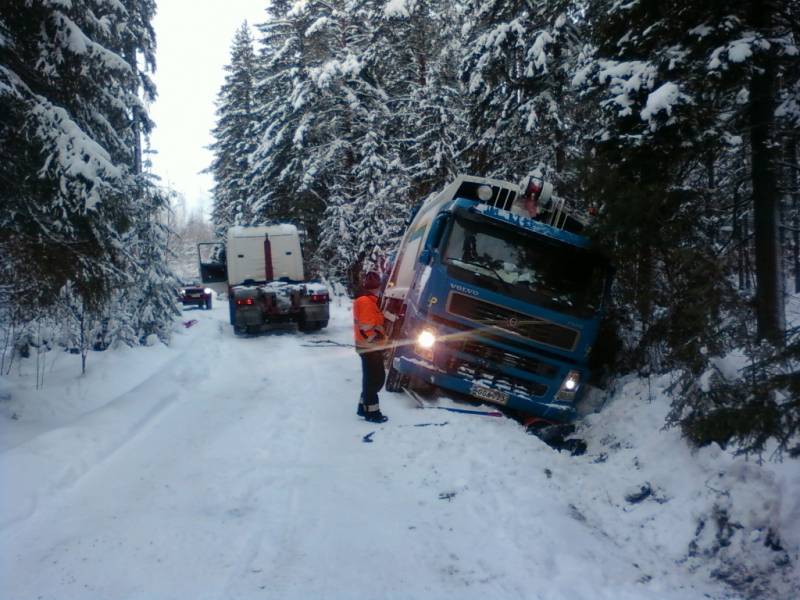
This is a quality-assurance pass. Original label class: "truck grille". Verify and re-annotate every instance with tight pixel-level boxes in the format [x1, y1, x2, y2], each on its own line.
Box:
[447, 357, 548, 399]
[447, 293, 579, 352]
[457, 341, 558, 379]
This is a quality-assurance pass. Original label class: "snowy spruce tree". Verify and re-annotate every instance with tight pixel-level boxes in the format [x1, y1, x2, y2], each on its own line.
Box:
[307, 0, 412, 282]
[383, 0, 469, 200]
[577, 0, 800, 455]
[208, 22, 259, 232]
[247, 0, 329, 237]
[460, 0, 584, 186]
[0, 0, 177, 369]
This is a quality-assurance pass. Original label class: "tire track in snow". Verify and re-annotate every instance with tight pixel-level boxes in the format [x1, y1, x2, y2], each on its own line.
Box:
[218, 332, 327, 598]
[0, 332, 218, 533]
[0, 312, 315, 598]
[0, 307, 244, 534]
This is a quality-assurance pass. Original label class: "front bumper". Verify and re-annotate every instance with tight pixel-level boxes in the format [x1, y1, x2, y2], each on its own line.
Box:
[393, 354, 577, 422]
[181, 296, 208, 306]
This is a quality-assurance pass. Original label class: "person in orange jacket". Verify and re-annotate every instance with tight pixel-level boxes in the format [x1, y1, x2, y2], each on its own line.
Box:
[353, 271, 388, 422]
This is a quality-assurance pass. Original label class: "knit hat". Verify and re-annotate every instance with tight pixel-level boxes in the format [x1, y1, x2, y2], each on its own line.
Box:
[362, 271, 381, 290]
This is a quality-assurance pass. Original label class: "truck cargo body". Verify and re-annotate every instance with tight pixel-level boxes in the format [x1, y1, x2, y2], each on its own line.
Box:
[382, 175, 610, 422]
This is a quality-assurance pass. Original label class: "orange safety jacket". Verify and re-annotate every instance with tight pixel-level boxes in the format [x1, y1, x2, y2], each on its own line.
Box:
[353, 293, 386, 353]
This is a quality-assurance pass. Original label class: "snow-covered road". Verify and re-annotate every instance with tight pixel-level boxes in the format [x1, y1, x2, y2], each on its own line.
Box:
[1, 299, 797, 599]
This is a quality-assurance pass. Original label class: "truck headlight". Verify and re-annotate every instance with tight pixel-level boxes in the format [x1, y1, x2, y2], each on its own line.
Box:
[555, 370, 581, 401]
[417, 330, 436, 349]
[414, 329, 436, 361]
[204, 288, 213, 295]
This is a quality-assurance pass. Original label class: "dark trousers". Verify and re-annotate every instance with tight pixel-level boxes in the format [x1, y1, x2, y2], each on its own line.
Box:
[360, 351, 386, 411]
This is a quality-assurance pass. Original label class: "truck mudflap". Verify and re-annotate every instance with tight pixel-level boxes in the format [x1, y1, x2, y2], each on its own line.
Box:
[393, 354, 577, 422]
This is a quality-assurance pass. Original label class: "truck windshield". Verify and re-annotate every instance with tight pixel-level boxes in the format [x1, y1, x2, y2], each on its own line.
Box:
[442, 216, 608, 318]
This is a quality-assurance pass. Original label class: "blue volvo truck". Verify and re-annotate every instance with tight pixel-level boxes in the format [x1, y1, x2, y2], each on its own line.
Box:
[381, 174, 611, 423]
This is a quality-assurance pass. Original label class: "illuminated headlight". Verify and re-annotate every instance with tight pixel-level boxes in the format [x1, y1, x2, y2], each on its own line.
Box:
[414, 329, 436, 361]
[204, 288, 213, 295]
[417, 330, 436, 349]
[555, 370, 581, 401]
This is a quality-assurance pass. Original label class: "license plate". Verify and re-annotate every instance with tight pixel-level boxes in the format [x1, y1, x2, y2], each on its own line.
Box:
[470, 384, 508, 405]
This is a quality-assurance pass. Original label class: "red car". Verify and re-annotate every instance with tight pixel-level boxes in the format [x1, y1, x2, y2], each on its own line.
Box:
[178, 283, 213, 310]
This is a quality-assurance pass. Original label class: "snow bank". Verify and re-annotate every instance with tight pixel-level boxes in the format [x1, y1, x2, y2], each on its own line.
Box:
[578, 375, 799, 598]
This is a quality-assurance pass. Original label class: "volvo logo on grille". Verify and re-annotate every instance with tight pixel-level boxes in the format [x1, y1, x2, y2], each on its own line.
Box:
[450, 283, 479, 296]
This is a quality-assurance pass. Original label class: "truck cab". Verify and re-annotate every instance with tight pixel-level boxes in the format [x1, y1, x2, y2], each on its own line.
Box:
[382, 175, 611, 422]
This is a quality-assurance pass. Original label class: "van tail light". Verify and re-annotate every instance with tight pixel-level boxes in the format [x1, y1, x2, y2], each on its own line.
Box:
[236, 298, 255, 306]
[310, 293, 329, 303]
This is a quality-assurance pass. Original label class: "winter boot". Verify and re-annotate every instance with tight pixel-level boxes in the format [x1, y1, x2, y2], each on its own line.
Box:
[357, 395, 365, 417]
[364, 410, 388, 423]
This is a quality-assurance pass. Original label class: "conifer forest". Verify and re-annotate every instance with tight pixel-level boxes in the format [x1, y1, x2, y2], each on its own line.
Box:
[2, 0, 800, 456]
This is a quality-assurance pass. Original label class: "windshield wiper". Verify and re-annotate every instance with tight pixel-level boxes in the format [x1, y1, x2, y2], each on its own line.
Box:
[479, 265, 513, 294]
[447, 257, 514, 293]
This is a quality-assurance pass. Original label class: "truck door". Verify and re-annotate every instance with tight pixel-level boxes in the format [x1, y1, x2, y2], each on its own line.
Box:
[198, 242, 227, 284]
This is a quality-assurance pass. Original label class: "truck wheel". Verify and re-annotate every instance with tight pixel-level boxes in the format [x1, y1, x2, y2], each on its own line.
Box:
[384, 348, 407, 392]
[385, 366, 407, 393]
[228, 300, 236, 325]
[205, 297, 213, 310]
[318, 319, 329, 330]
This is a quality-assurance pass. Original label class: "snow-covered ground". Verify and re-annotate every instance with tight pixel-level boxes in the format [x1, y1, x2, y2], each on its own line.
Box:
[0, 297, 798, 600]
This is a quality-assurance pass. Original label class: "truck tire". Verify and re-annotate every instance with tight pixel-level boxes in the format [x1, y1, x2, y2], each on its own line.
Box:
[384, 348, 408, 392]
[205, 296, 212, 310]
[228, 299, 236, 325]
[385, 365, 407, 393]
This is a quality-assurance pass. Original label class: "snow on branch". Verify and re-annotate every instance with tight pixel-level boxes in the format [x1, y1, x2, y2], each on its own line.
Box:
[305, 16, 329, 37]
[33, 100, 122, 211]
[384, 0, 413, 18]
[595, 59, 659, 117]
[48, 10, 132, 75]
[641, 82, 689, 123]
[525, 31, 554, 75]
[708, 35, 772, 70]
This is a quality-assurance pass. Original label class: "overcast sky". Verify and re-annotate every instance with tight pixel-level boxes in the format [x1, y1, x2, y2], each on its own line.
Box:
[148, 1, 268, 218]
